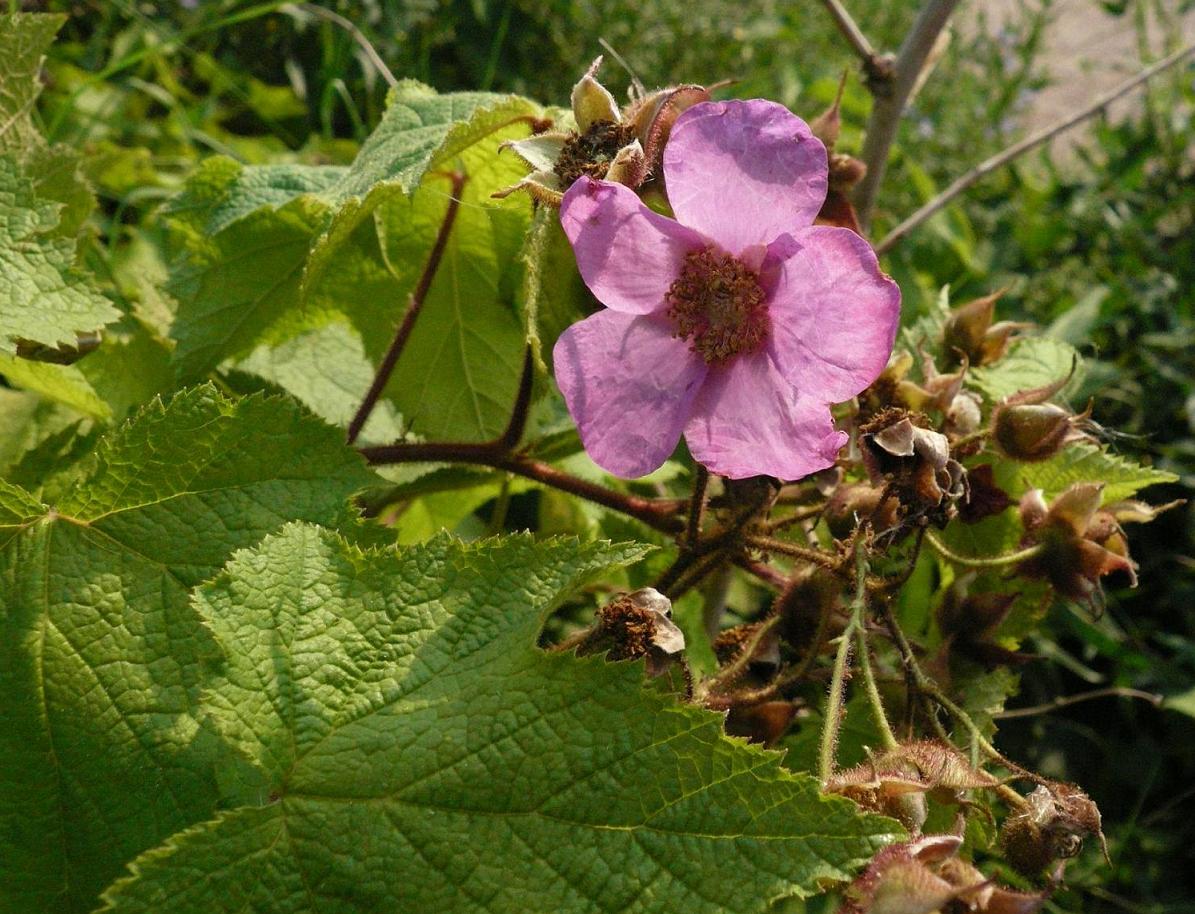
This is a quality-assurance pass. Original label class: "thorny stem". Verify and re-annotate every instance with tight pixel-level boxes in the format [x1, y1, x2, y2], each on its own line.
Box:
[875, 40, 1195, 255]
[924, 529, 1043, 569]
[879, 600, 1039, 785]
[348, 171, 467, 444]
[819, 545, 869, 784]
[854, 0, 960, 230]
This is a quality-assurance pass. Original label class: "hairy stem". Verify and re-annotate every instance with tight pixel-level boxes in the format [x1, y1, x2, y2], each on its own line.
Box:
[348, 171, 467, 444]
[819, 546, 869, 784]
[856, 624, 899, 750]
[746, 534, 841, 572]
[924, 529, 1043, 568]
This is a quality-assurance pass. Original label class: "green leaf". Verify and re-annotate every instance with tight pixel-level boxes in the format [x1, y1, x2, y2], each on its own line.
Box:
[0, 12, 65, 153]
[968, 337, 1083, 403]
[101, 527, 898, 914]
[167, 190, 331, 382]
[0, 351, 112, 418]
[330, 83, 534, 200]
[235, 322, 404, 442]
[0, 386, 379, 913]
[165, 89, 541, 440]
[1019, 442, 1178, 504]
[0, 154, 119, 354]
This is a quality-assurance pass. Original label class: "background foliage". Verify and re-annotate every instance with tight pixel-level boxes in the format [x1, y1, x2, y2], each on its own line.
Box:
[3, 0, 1194, 911]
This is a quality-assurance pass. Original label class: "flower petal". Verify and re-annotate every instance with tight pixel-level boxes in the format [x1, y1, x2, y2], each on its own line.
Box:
[560, 176, 706, 315]
[554, 309, 708, 478]
[684, 351, 846, 480]
[767, 225, 900, 402]
[664, 99, 827, 255]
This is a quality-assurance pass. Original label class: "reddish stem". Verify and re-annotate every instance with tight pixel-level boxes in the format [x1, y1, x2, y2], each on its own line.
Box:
[347, 170, 467, 444]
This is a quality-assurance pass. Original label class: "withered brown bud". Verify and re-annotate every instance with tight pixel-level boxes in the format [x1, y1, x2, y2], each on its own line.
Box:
[724, 701, 798, 746]
[958, 464, 1013, 524]
[776, 565, 842, 651]
[1000, 783, 1105, 877]
[992, 403, 1082, 463]
[713, 621, 780, 669]
[824, 482, 898, 539]
[827, 740, 998, 831]
[937, 579, 1030, 669]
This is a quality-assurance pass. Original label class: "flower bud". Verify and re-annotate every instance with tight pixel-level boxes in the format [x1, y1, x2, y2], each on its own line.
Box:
[942, 288, 1027, 366]
[992, 403, 1074, 462]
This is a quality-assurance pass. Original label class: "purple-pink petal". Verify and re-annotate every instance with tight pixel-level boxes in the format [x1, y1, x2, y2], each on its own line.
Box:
[664, 100, 828, 256]
[683, 350, 847, 480]
[559, 177, 707, 315]
[766, 225, 901, 402]
[553, 309, 708, 478]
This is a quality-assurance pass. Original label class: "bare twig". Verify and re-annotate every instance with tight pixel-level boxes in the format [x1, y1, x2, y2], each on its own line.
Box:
[993, 687, 1163, 720]
[293, 3, 399, 89]
[818, 0, 893, 83]
[875, 41, 1195, 255]
[347, 171, 466, 444]
[853, 0, 960, 230]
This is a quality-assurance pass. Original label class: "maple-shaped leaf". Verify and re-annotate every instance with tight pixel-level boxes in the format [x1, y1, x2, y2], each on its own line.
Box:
[0, 386, 378, 913]
[100, 527, 899, 914]
[0, 155, 119, 355]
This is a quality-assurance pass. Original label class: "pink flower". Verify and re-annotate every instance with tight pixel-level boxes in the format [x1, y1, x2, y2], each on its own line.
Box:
[553, 99, 901, 480]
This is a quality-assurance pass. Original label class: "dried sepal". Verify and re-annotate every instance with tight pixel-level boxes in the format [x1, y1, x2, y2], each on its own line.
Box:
[861, 411, 966, 517]
[570, 56, 621, 131]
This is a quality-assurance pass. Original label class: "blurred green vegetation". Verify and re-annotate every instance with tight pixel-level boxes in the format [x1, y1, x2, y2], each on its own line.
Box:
[24, 0, 1195, 908]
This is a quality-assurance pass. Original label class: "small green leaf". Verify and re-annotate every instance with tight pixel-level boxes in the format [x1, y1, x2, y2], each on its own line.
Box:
[101, 527, 899, 914]
[0, 12, 65, 153]
[0, 386, 379, 914]
[1019, 442, 1178, 504]
[0, 154, 119, 354]
[969, 337, 1083, 403]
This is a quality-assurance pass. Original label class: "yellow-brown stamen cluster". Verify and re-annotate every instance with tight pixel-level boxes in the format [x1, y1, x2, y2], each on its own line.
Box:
[555, 121, 636, 186]
[665, 247, 769, 364]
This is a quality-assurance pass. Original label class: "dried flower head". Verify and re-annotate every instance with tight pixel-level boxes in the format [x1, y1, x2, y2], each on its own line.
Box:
[494, 57, 710, 204]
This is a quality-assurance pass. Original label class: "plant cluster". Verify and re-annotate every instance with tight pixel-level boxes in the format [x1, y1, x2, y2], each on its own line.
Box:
[1, 6, 1191, 914]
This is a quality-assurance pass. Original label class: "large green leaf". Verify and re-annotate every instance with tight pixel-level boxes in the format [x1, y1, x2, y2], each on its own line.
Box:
[166, 86, 540, 440]
[0, 387, 378, 914]
[0, 154, 118, 354]
[100, 527, 898, 914]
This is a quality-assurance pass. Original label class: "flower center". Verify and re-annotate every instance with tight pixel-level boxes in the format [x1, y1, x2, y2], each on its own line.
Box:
[665, 247, 769, 364]
[555, 121, 636, 185]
